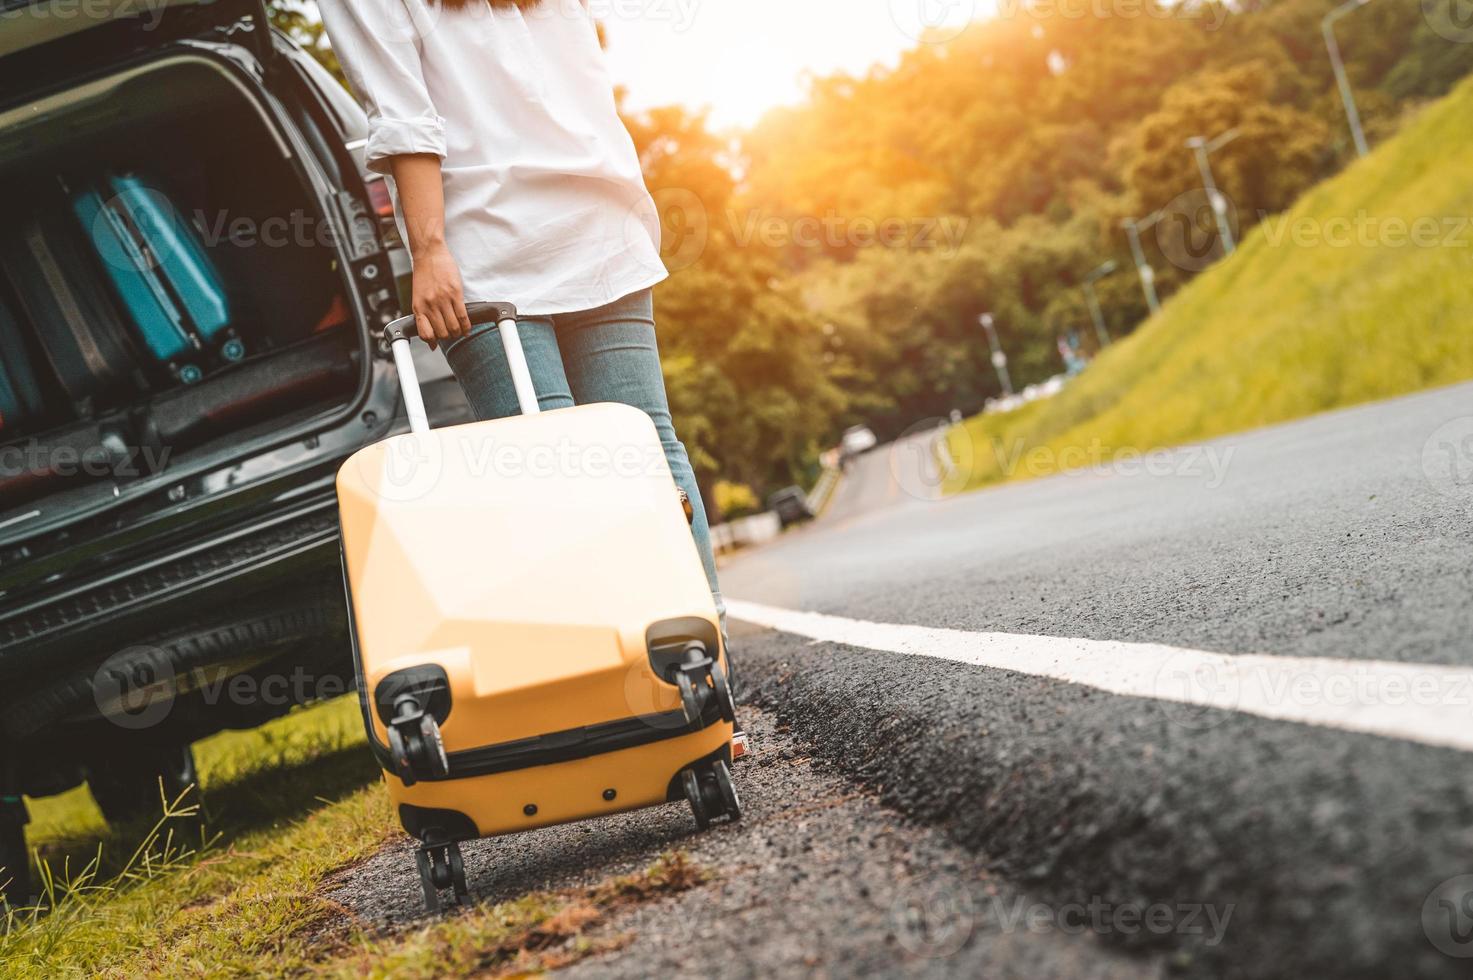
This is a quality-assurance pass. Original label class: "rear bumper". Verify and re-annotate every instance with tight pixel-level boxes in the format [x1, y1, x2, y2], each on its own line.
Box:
[0, 492, 342, 674]
[0, 359, 411, 681]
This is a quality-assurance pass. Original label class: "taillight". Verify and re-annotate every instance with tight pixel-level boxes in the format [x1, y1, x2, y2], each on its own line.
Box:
[365, 177, 395, 220]
[364, 176, 403, 250]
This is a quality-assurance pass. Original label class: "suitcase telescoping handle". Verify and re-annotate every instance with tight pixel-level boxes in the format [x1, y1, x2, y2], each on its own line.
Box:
[383, 301, 539, 434]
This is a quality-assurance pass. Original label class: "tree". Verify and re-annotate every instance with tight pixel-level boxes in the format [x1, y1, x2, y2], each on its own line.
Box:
[624, 106, 847, 499]
[272, 1, 343, 81]
[1120, 62, 1331, 231]
[282, 0, 1472, 495]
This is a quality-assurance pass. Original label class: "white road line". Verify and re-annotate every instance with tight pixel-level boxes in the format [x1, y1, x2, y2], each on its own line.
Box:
[726, 600, 1473, 753]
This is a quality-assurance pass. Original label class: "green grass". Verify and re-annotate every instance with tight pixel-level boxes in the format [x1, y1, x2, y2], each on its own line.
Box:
[26, 696, 374, 877]
[946, 74, 1473, 491]
[7, 699, 710, 978]
[7, 698, 385, 977]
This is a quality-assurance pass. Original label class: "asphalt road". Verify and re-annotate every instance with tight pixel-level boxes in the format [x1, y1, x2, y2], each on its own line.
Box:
[722, 381, 1473, 978]
[734, 387, 1473, 664]
[333, 708, 1165, 979]
[334, 382, 1473, 977]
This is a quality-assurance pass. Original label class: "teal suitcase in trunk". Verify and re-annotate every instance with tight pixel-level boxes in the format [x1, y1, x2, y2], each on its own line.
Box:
[71, 173, 240, 385]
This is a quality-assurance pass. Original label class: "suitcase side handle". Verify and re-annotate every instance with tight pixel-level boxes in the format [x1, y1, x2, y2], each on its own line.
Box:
[384, 300, 539, 434]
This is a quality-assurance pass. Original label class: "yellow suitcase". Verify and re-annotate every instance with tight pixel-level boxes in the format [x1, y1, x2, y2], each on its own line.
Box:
[337, 303, 740, 910]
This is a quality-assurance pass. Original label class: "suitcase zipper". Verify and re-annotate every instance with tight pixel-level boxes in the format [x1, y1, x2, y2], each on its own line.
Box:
[101, 198, 194, 346]
[366, 706, 719, 783]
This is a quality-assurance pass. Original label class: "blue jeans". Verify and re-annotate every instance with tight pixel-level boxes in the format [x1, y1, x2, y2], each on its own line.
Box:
[443, 288, 725, 624]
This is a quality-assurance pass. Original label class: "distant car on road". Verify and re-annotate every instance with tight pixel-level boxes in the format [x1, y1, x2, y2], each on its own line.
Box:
[839, 425, 879, 468]
[768, 486, 815, 528]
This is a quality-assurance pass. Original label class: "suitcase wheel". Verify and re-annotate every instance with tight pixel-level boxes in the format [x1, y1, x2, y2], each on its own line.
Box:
[671, 645, 737, 729]
[712, 760, 741, 820]
[711, 662, 736, 725]
[675, 671, 702, 728]
[681, 768, 709, 831]
[416, 838, 469, 912]
[387, 694, 450, 788]
[682, 759, 742, 831]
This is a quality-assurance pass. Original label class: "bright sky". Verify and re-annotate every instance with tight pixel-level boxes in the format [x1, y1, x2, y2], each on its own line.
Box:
[600, 0, 989, 130]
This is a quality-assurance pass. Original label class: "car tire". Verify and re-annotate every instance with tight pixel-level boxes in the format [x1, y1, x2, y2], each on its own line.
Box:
[0, 804, 30, 908]
[3, 599, 345, 742]
[87, 743, 200, 827]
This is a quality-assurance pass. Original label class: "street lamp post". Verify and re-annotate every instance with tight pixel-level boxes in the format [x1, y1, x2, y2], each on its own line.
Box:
[1185, 129, 1240, 257]
[1121, 213, 1163, 317]
[1082, 259, 1118, 350]
[1323, 0, 1372, 159]
[978, 313, 1013, 397]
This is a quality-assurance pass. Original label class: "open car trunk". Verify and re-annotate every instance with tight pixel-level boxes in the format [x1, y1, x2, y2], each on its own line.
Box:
[0, 54, 364, 517]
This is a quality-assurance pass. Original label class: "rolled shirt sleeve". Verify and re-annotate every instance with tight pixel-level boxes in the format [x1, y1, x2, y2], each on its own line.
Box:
[317, 0, 447, 174]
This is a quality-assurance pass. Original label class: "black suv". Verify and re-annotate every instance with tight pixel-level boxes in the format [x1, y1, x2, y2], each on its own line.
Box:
[0, 0, 465, 900]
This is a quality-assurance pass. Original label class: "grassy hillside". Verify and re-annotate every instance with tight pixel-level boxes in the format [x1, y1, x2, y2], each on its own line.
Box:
[946, 74, 1473, 491]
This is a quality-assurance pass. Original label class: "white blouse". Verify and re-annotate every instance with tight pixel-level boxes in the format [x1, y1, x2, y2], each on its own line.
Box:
[318, 0, 667, 315]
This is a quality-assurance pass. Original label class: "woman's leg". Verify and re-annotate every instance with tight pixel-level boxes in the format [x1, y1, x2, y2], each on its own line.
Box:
[552, 289, 726, 624]
[441, 315, 575, 419]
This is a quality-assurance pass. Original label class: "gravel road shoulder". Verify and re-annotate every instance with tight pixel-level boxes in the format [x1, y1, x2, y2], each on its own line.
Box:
[328, 708, 1164, 978]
